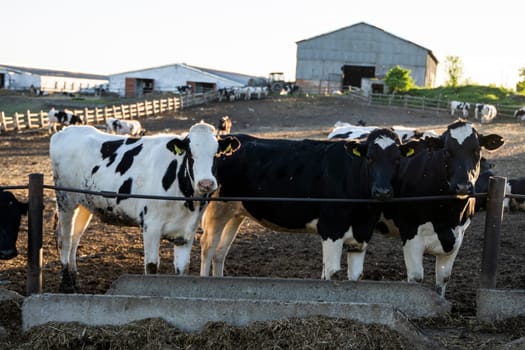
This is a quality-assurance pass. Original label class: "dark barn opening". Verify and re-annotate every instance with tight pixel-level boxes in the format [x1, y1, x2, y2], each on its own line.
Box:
[0, 73, 5, 89]
[342, 65, 375, 89]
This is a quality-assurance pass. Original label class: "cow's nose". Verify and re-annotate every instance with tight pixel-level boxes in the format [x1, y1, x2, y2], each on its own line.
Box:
[197, 179, 216, 194]
[454, 183, 473, 195]
[0, 249, 18, 260]
[372, 186, 393, 201]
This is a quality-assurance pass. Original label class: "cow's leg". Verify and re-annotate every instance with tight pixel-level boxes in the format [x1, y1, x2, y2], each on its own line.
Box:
[345, 242, 367, 281]
[434, 251, 459, 298]
[142, 229, 160, 274]
[57, 206, 92, 292]
[402, 235, 425, 283]
[212, 216, 244, 277]
[321, 238, 343, 279]
[200, 201, 243, 277]
[173, 234, 194, 275]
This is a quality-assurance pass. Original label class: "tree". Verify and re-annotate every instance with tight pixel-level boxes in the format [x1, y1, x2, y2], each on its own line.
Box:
[516, 67, 525, 93]
[444, 56, 463, 87]
[384, 65, 415, 93]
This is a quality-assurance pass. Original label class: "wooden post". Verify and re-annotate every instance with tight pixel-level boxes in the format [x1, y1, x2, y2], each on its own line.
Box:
[27, 173, 44, 295]
[480, 176, 507, 289]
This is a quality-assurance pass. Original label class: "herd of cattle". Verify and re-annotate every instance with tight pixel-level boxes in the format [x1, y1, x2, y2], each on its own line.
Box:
[450, 100, 525, 123]
[3, 105, 525, 299]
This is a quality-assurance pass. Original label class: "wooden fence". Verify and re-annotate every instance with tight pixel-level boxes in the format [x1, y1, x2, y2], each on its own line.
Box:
[0, 92, 216, 133]
[366, 92, 521, 119]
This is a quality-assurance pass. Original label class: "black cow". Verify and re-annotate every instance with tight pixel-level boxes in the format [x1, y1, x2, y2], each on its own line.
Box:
[0, 190, 28, 260]
[378, 120, 504, 297]
[200, 129, 419, 279]
[474, 157, 496, 211]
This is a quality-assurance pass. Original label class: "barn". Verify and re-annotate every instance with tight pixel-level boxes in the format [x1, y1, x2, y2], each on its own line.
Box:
[108, 63, 259, 97]
[295, 22, 438, 94]
[0, 64, 108, 94]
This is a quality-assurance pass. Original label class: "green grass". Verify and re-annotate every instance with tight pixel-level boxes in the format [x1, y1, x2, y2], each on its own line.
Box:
[405, 85, 525, 106]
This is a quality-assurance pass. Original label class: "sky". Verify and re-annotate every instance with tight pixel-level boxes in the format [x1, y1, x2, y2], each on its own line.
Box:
[2, 0, 523, 88]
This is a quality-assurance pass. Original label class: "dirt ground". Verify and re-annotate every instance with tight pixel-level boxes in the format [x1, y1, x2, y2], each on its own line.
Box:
[1, 95, 525, 349]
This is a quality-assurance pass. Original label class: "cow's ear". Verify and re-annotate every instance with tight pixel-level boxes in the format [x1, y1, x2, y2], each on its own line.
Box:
[166, 138, 187, 155]
[344, 141, 366, 157]
[216, 136, 240, 157]
[480, 134, 504, 151]
[400, 140, 418, 157]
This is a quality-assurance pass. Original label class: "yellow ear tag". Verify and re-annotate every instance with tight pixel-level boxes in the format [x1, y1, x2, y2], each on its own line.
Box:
[352, 148, 361, 157]
[223, 143, 232, 154]
[174, 145, 183, 155]
[406, 147, 415, 157]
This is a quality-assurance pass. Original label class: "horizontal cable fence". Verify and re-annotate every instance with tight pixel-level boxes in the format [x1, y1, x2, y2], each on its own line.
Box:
[1, 173, 513, 296]
[0, 91, 217, 133]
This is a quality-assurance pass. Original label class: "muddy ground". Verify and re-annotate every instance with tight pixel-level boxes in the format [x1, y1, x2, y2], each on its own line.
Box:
[1, 95, 525, 349]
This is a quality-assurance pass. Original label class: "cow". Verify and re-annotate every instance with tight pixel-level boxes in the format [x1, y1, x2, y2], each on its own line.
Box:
[48, 108, 84, 134]
[450, 101, 470, 118]
[216, 116, 232, 135]
[105, 118, 146, 136]
[514, 107, 525, 121]
[200, 129, 420, 280]
[50, 121, 240, 292]
[475, 103, 498, 124]
[377, 120, 504, 297]
[503, 177, 525, 212]
[328, 121, 438, 143]
[176, 85, 192, 95]
[0, 190, 28, 260]
[474, 157, 496, 211]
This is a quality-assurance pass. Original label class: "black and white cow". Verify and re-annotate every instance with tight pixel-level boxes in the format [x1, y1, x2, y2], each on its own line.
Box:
[50, 121, 240, 292]
[450, 101, 470, 118]
[378, 120, 504, 297]
[503, 177, 525, 212]
[0, 190, 28, 260]
[216, 116, 232, 135]
[48, 108, 84, 134]
[475, 103, 498, 124]
[328, 121, 438, 143]
[200, 129, 420, 279]
[105, 117, 146, 136]
[514, 107, 525, 121]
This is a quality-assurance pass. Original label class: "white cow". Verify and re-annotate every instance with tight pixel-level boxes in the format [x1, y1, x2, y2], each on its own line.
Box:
[105, 118, 145, 136]
[475, 103, 498, 123]
[450, 101, 470, 118]
[50, 121, 239, 292]
[48, 108, 84, 134]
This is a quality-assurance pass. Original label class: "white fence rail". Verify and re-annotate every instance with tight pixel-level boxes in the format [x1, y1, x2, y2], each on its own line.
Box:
[0, 92, 216, 133]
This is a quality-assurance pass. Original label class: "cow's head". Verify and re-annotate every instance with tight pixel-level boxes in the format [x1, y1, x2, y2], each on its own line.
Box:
[345, 128, 418, 200]
[167, 121, 240, 195]
[434, 120, 504, 195]
[0, 190, 28, 260]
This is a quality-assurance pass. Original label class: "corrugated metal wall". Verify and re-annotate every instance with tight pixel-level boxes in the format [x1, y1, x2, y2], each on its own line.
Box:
[296, 23, 436, 92]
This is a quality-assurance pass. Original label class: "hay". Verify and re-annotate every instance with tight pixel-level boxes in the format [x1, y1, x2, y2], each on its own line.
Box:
[18, 316, 414, 350]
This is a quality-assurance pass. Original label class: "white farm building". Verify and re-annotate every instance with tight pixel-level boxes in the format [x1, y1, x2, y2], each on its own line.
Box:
[0, 64, 108, 94]
[295, 22, 438, 94]
[108, 63, 260, 97]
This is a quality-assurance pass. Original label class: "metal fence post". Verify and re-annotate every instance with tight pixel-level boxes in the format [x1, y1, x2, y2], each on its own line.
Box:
[479, 176, 506, 289]
[27, 173, 44, 295]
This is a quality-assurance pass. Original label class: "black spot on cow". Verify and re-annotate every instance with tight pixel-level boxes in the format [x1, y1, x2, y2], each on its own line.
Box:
[162, 159, 178, 191]
[101, 140, 124, 166]
[106, 206, 113, 212]
[91, 165, 100, 175]
[116, 144, 143, 175]
[125, 138, 141, 145]
[116, 178, 133, 204]
[178, 157, 195, 211]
